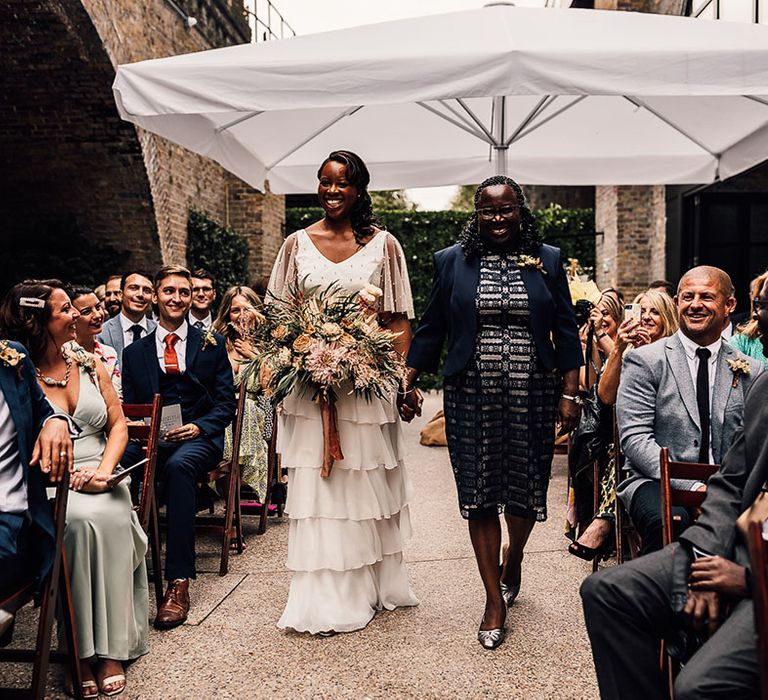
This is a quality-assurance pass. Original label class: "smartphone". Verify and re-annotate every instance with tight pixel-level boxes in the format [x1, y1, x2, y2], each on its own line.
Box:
[624, 303, 641, 323]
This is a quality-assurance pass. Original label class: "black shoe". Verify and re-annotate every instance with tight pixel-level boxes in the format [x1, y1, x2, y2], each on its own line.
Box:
[568, 539, 611, 561]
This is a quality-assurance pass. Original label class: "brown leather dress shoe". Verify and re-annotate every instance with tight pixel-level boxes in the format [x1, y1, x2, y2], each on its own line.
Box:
[154, 579, 190, 630]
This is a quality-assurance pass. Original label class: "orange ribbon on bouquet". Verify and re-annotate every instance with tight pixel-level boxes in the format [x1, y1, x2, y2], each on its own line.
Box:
[319, 390, 344, 478]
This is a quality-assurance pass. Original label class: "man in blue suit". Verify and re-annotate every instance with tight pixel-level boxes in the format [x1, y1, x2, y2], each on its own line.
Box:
[121, 265, 235, 630]
[0, 339, 75, 638]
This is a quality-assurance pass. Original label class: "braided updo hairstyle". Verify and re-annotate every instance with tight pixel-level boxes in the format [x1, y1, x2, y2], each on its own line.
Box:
[459, 175, 542, 258]
[317, 150, 380, 245]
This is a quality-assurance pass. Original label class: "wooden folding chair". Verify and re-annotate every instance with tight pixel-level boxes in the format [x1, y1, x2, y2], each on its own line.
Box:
[747, 519, 768, 700]
[123, 395, 164, 609]
[0, 470, 83, 700]
[194, 387, 247, 576]
[659, 447, 719, 547]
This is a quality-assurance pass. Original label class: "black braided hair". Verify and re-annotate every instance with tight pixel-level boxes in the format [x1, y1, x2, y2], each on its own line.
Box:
[317, 150, 381, 246]
[458, 176, 542, 258]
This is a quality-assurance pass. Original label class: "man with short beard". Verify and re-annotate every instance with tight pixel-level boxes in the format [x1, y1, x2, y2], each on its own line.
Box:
[103, 275, 123, 318]
[580, 273, 768, 700]
[615, 266, 763, 555]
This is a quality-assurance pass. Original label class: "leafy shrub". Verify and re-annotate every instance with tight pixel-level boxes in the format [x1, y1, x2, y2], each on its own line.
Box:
[187, 209, 249, 293]
[285, 206, 595, 388]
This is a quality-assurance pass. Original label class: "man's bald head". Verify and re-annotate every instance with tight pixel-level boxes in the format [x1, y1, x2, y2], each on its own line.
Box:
[677, 266, 735, 300]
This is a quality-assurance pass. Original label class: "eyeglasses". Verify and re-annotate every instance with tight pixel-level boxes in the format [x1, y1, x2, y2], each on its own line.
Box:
[753, 298, 768, 312]
[476, 205, 520, 220]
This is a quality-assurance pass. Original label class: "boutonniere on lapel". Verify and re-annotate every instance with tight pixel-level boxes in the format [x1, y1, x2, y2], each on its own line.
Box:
[201, 329, 218, 352]
[65, 343, 98, 386]
[727, 358, 751, 388]
[0, 340, 25, 378]
[513, 255, 546, 274]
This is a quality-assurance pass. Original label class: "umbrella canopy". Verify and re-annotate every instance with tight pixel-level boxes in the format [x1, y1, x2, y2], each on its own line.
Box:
[113, 5, 768, 193]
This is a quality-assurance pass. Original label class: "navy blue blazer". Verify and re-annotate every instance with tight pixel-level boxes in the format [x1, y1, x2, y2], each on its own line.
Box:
[408, 243, 583, 377]
[121, 325, 236, 450]
[0, 342, 58, 582]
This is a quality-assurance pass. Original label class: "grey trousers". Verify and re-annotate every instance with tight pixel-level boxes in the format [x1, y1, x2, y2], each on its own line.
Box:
[579, 543, 759, 700]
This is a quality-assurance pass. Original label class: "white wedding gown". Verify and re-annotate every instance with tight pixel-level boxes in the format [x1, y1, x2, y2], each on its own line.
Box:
[269, 229, 419, 634]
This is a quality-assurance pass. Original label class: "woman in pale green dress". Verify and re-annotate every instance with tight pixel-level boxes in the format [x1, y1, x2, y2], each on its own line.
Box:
[2, 279, 148, 698]
[213, 286, 271, 502]
[730, 270, 768, 366]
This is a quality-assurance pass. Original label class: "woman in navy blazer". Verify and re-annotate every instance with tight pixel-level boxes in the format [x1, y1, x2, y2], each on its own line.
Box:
[402, 176, 582, 649]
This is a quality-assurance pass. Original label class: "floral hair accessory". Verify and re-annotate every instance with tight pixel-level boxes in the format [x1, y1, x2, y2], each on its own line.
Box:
[727, 358, 751, 388]
[19, 297, 45, 309]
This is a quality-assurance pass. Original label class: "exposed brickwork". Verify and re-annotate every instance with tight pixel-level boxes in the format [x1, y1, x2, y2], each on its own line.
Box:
[1, 0, 284, 284]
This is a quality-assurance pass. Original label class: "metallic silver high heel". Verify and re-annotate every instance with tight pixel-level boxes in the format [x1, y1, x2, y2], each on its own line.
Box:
[477, 614, 507, 650]
[500, 581, 521, 607]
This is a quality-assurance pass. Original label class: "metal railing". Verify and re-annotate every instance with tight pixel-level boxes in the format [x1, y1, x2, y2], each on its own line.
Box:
[245, 0, 296, 41]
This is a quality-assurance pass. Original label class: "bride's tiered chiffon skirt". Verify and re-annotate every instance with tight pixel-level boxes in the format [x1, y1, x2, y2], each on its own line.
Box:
[277, 389, 419, 634]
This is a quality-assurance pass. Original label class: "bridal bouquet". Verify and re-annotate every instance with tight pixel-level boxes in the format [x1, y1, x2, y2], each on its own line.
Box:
[243, 278, 405, 477]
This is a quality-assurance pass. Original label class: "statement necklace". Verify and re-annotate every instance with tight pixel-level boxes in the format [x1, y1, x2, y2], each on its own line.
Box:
[36, 353, 72, 388]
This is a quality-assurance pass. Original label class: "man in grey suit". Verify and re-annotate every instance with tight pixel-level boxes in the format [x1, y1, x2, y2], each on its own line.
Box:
[581, 274, 768, 699]
[97, 270, 157, 366]
[616, 266, 763, 554]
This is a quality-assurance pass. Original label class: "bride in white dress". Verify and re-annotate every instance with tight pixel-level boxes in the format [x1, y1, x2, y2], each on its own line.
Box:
[268, 150, 419, 634]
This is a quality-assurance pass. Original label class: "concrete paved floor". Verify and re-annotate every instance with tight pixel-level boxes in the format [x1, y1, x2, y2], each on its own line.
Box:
[2, 392, 600, 699]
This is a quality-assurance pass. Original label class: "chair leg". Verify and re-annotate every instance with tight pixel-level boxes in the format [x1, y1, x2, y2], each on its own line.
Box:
[219, 467, 237, 576]
[149, 500, 164, 609]
[56, 553, 84, 700]
[258, 462, 273, 537]
[31, 556, 65, 699]
[234, 469, 244, 554]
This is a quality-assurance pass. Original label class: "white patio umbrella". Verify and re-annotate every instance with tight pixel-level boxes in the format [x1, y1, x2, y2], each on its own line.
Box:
[113, 5, 768, 193]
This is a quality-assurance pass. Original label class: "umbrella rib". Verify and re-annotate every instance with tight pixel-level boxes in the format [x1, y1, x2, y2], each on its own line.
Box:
[509, 96, 587, 144]
[744, 95, 768, 107]
[265, 106, 364, 170]
[504, 95, 556, 147]
[439, 100, 495, 140]
[417, 102, 494, 144]
[215, 111, 264, 133]
[624, 96, 717, 157]
[456, 99, 497, 144]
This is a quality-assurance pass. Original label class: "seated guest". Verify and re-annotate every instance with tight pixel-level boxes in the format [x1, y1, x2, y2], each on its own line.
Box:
[102, 275, 123, 319]
[1, 280, 148, 698]
[0, 332, 74, 640]
[69, 285, 122, 399]
[647, 279, 675, 297]
[616, 266, 763, 555]
[97, 271, 156, 366]
[121, 266, 235, 629]
[570, 289, 678, 560]
[730, 270, 768, 366]
[212, 286, 271, 503]
[579, 290, 623, 391]
[189, 269, 216, 331]
[581, 274, 768, 698]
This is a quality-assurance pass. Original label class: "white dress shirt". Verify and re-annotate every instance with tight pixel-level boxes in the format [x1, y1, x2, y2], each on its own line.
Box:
[676, 330, 721, 464]
[189, 312, 212, 331]
[155, 321, 189, 374]
[119, 312, 150, 349]
[0, 391, 26, 514]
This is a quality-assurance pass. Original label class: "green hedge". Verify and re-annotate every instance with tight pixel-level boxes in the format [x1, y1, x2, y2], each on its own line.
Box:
[285, 206, 595, 388]
[187, 209, 250, 293]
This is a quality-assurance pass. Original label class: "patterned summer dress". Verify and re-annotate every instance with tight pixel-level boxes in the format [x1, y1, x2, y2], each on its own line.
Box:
[443, 254, 558, 521]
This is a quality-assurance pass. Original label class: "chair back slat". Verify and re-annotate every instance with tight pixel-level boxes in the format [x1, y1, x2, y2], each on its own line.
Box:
[124, 395, 162, 529]
[747, 519, 768, 700]
[660, 447, 720, 546]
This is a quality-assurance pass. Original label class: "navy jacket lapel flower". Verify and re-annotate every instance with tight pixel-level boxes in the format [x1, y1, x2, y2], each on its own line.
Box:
[514, 254, 546, 274]
[201, 329, 218, 351]
[0, 340, 25, 378]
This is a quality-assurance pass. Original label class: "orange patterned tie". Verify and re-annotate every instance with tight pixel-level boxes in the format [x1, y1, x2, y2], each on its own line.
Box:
[163, 333, 180, 375]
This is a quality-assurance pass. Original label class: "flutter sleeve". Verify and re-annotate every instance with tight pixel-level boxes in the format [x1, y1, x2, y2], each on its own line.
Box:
[266, 232, 299, 303]
[377, 232, 415, 319]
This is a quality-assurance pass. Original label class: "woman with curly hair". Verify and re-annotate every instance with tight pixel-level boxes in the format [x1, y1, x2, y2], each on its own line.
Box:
[404, 176, 583, 649]
[0, 280, 147, 698]
[267, 150, 418, 635]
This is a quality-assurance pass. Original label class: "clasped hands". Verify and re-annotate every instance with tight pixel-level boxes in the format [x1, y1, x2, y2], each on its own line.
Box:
[671, 544, 748, 639]
[397, 388, 423, 423]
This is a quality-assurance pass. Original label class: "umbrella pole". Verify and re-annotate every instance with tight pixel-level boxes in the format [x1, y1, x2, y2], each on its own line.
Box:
[493, 95, 508, 176]
[494, 145, 508, 177]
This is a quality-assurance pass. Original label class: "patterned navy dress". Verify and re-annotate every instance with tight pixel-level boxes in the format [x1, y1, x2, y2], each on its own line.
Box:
[443, 254, 558, 521]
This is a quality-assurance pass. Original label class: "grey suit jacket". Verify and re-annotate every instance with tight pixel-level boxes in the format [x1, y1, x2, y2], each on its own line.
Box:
[681, 371, 768, 567]
[97, 314, 157, 367]
[616, 332, 764, 508]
